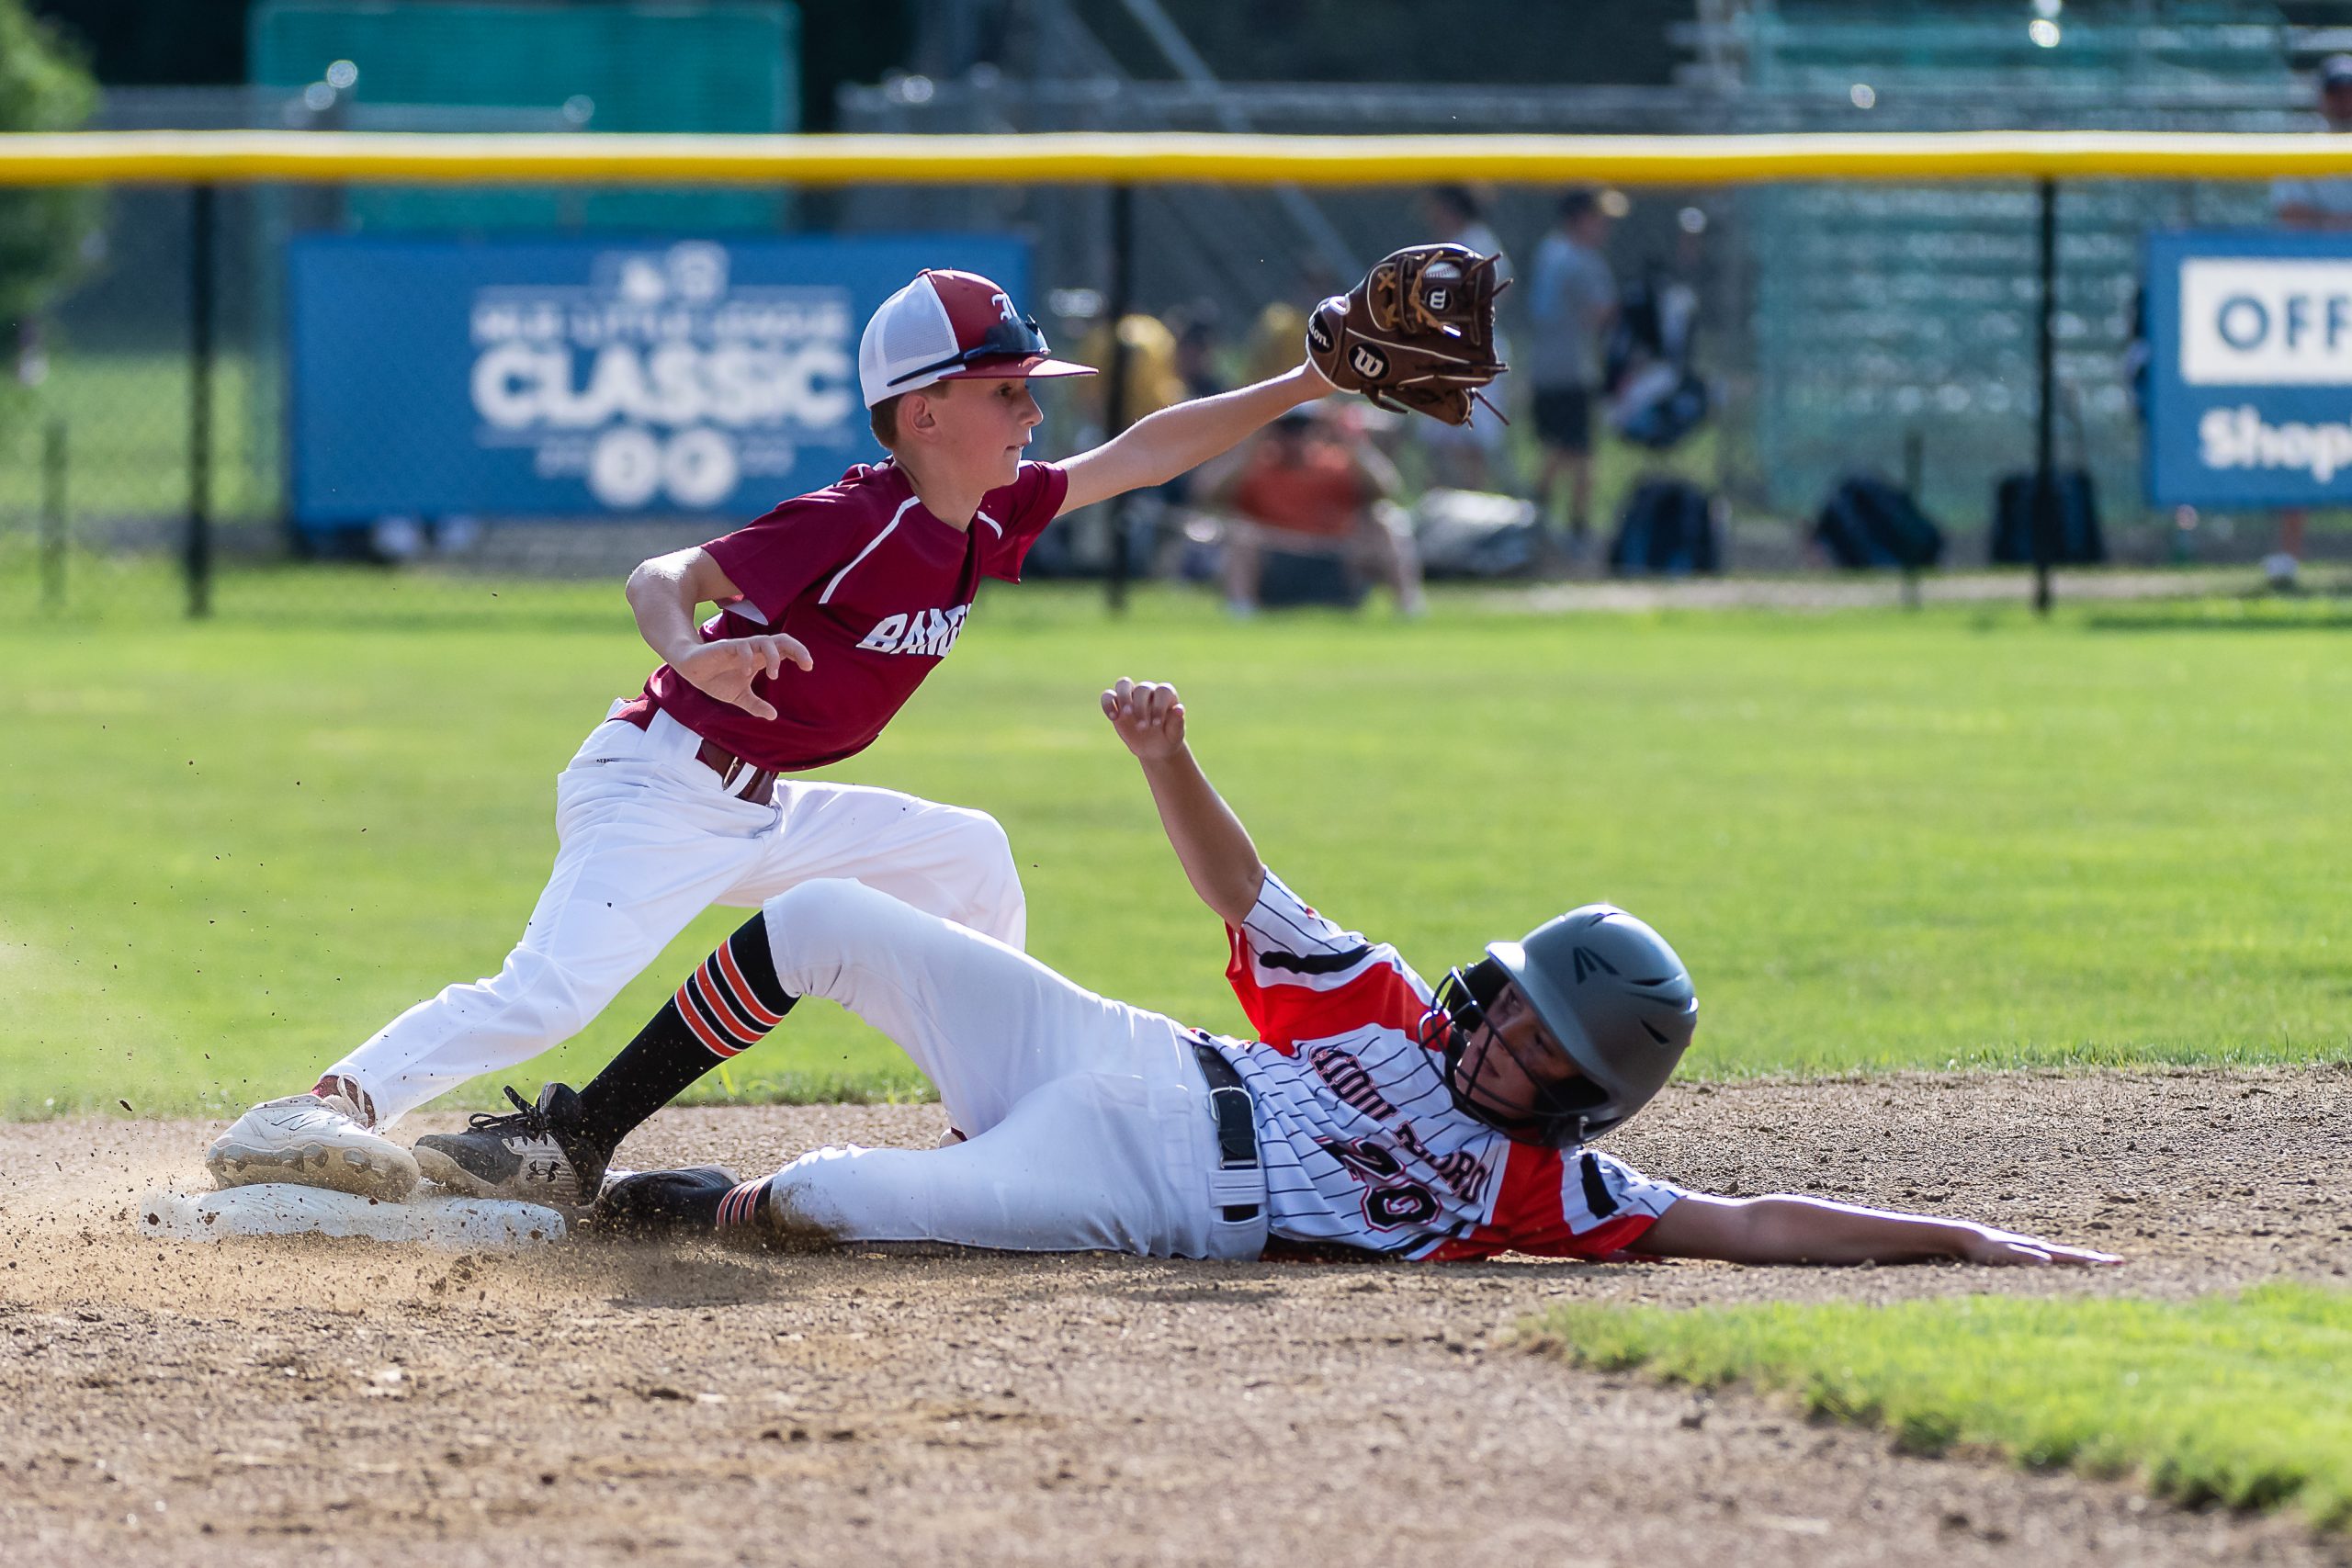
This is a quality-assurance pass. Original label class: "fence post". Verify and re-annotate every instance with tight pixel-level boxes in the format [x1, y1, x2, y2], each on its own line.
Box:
[1900, 426, 1923, 611]
[186, 182, 216, 620]
[40, 417, 65, 612]
[2030, 175, 2058, 615]
[1102, 182, 1136, 615]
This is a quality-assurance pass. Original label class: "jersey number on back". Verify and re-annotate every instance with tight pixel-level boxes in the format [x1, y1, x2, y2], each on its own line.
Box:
[1317, 1136, 1442, 1230]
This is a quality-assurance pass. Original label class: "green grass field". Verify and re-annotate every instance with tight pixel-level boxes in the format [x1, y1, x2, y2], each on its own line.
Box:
[0, 355, 277, 523]
[4, 571, 2351, 1119]
[1532, 1284, 2352, 1531]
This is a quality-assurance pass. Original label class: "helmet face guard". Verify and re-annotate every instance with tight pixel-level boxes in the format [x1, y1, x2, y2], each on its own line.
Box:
[1423, 907, 1698, 1147]
[1421, 958, 1611, 1147]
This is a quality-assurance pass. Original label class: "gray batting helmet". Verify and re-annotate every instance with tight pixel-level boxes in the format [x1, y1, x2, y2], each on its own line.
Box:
[1430, 904, 1697, 1145]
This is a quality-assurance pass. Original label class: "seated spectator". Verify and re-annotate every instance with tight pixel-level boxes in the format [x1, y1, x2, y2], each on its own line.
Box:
[1204, 405, 1425, 617]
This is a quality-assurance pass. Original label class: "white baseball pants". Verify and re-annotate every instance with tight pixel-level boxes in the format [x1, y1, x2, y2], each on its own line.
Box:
[331, 704, 1026, 1124]
[751, 878, 1267, 1261]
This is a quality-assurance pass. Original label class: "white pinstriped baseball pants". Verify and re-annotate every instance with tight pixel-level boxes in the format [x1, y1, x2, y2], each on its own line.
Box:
[749, 877, 1267, 1261]
[330, 703, 1027, 1125]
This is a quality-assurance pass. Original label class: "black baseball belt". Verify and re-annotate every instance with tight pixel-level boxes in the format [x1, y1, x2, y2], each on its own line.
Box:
[1190, 1039, 1262, 1224]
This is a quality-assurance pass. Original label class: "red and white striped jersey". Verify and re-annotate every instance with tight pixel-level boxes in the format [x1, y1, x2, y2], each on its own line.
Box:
[1206, 871, 1684, 1261]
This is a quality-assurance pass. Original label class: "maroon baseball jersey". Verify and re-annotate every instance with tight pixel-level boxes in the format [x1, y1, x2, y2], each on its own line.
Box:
[641, 459, 1069, 772]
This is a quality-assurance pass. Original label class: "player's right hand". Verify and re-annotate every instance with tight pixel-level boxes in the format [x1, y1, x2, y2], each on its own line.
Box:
[673, 634, 813, 721]
[1101, 677, 1186, 761]
[1953, 1224, 2122, 1268]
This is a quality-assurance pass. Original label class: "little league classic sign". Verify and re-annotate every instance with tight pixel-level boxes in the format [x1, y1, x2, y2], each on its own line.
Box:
[286, 233, 1030, 525]
[2146, 230, 2352, 507]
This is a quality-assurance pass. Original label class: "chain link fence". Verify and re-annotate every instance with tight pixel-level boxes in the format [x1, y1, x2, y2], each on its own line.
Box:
[8, 39, 2352, 622]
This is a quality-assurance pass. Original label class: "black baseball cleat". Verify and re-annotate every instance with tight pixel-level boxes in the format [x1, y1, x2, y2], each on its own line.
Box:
[413, 1082, 608, 1206]
[592, 1166, 743, 1235]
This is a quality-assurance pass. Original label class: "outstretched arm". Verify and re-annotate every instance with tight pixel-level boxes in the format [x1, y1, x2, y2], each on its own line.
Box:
[626, 547, 812, 721]
[1632, 1190, 2120, 1269]
[1060, 365, 1334, 515]
[1100, 679, 1266, 928]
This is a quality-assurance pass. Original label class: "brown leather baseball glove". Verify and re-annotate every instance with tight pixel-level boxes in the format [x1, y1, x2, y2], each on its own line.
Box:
[1305, 243, 1509, 426]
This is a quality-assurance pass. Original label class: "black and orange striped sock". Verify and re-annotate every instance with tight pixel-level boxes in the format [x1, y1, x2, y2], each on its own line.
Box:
[574, 913, 797, 1156]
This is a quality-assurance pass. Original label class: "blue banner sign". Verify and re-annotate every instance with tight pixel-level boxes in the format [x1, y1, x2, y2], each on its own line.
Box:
[2146, 230, 2352, 508]
[288, 234, 1032, 525]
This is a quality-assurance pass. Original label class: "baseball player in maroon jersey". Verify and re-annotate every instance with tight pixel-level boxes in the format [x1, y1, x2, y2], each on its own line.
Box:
[423, 678, 2121, 1271]
[206, 269, 1341, 1204]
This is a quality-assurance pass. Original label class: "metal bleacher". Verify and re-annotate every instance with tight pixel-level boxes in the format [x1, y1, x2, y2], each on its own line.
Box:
[1732, 3, 2302, 521]
[247, 0, 799, 234]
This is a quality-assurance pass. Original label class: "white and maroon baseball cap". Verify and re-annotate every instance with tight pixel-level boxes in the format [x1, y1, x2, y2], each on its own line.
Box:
[857, 269, 1096, 408]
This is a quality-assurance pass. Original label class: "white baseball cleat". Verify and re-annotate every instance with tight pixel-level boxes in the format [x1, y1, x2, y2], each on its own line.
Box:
[205, 1092, 419, 1202]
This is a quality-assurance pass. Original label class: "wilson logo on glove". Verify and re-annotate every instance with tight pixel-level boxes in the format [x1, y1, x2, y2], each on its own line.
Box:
[1304, 243, 1509, 427]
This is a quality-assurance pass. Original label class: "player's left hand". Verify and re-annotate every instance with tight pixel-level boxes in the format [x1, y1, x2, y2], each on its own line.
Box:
[1953, 1224, 2122, 1268]
[1101, 677, 1186, 761]
[1305, 243, 1509, 426]
[673, 633, 813, 721]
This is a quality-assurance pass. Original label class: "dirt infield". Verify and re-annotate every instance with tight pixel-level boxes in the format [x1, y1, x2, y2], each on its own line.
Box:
[4, 1067, 2346, 1568]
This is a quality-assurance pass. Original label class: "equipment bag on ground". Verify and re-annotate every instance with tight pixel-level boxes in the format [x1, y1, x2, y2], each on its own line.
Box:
[1814, 475, 1944, 570]
[1411, 488, 1541, 578]
[1990, 470, 2105, 566]
[1258, 547, 1364, 608]
[1609, 479, 1720, 576]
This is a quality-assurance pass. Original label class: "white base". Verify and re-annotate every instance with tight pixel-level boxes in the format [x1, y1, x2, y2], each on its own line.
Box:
[140, 1185, 567, 1248]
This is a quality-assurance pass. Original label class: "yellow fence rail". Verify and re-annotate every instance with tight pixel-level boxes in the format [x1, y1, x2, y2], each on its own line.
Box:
[6, 129, 2352, 186]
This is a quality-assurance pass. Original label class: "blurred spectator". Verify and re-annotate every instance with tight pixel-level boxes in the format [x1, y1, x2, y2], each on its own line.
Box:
[1422, 184, 1509, 271]
[10, 316, 46, 388]
[1169, 304, 1227, 401]
[1413, 185, 1514, 492]
[1243, 300, 1309, 388]
[2271, 55, 2352, 230]
[1071, 311, 1188, 435]
[2262, 53, 2352, 588]
[1153, 307, 1231, 510]
[1603, 252, 1708, 452]
[1202, 404, 1424, 617]
[1528, 186, 1621, 558]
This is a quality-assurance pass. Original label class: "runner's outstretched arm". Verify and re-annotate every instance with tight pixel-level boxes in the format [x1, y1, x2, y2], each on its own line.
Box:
[1633, 1190, 2120, 1268]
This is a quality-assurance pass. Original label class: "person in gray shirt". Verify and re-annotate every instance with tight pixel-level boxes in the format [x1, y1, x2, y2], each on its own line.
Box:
[1412, 185, 1516, 492]
[2261, 53, 2352, 587]
[1528, 188, 1620, 558]
[2272, 54, 2352, 229]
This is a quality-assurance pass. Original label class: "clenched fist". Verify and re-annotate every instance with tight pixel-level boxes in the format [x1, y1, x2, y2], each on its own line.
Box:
[1101, 677, 1186, 761]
